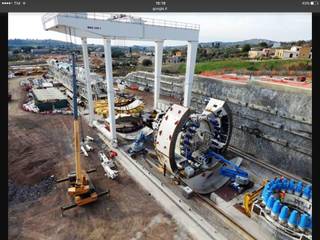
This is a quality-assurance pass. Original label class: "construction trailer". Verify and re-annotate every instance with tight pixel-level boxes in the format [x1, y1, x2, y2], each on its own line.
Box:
[32, 88, 68, 111]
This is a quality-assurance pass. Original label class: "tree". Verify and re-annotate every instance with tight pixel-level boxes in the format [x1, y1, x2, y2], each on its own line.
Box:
[142, 59, 152, 66]
[242, 44, 251, 52]
[259, 42, 268, 48]
[21, 46, 34, 53]
[12, 49, 20, 54]
[112, 49, 125, 58]
[179, 57, 186, 63]
[296, 40, 306, 46]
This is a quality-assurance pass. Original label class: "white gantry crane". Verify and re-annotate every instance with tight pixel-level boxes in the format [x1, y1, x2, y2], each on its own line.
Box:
[42, 13, 200, 146]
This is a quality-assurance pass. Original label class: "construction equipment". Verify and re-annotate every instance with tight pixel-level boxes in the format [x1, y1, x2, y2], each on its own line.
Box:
[243, 179, 268, 217]
[86, 135, 94, 141]
[99, 150, 119, 179]
[59, 53, 108, 213]
[142, 110, 165, 130]
[80, 145, 89, 157]
[94, 98, 144, 117]
[105, 115, 144, 134]
[127, 132, 149, 158]
[200, 150, 254, 193]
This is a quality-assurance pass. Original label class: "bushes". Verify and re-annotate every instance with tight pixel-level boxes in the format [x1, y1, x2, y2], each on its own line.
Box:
[142, 59, 153, 66]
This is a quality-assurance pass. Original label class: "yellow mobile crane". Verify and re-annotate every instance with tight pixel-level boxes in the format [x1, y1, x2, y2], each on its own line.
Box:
[57, 53, 108, 213]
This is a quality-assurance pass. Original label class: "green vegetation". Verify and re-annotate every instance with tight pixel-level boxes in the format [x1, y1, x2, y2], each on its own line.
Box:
[178, 59, 311, 74]
[111, 48, 125, 58]
[258, 42, 269, 48]
[242, 44, 251, 52]
[196, 47, 248, 61]
[142, 59, 153, 66]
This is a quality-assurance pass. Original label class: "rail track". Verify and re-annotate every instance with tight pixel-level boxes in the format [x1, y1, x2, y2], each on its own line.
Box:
[228, 145, 311, 184]
[194, 193, 257, 240]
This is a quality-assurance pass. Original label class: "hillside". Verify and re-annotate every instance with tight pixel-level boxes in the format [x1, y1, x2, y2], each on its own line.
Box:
[199, 39, 276, 48]
[178, 59, 312, 75]
[9, 39, 68, 48]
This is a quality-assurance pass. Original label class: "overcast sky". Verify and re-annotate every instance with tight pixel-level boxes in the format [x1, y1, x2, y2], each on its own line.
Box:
[9, 13, 312, 46]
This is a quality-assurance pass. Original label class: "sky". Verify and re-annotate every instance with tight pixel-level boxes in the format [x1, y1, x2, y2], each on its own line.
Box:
[8, 13, 312, 46]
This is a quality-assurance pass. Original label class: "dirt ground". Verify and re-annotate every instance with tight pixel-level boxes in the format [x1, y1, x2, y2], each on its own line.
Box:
[8, 76, 192, 240]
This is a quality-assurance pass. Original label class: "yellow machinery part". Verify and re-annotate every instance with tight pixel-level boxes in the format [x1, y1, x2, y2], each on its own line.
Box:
[68, 184, 90, 197]
[75, 192, 98, 206]
[94, 101, 144, 117]
[73, 119, 82, 185]
[243, 179, 268, 217]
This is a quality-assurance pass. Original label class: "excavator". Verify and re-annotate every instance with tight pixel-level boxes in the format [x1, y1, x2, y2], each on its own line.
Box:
[57, 53, 108, 213]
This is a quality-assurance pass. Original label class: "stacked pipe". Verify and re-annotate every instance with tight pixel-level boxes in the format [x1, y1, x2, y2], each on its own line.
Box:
[260, 177, 312, 234]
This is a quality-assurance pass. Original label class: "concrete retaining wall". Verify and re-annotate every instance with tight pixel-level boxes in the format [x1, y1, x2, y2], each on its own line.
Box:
[124, 71, 312, 179]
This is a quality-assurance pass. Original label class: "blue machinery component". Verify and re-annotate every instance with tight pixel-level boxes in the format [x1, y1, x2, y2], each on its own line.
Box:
[278, 205, 289, 224]
[288, 210, 299, 228]
[200, 150, 252, 193]
[205, 151, 249, 180]
[294, 181, 303, 196]
[127, 132, 149, 158]
[288, 179, 295, 193]
[302, 185, 312, 200]
[262, 190, 272, 205]
[298, 214, 311, 232]
[253, 177, 312, 239]
[266, 195, 276, 212]
[271, 200, 282, 218]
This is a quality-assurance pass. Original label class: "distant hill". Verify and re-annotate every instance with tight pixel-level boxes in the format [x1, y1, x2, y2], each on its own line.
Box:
[199, 39, 277, 48]
[9, 39, 70, 48]
[8, 38, 311, 50]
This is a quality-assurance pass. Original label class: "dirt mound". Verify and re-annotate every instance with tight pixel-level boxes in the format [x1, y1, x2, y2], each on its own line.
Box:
[8, 176, 55, 205]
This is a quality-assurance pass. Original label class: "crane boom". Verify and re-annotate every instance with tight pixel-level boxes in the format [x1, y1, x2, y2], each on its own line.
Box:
[71, 53, 83, 186]
[59, 51, 108, 213]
